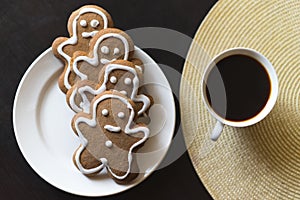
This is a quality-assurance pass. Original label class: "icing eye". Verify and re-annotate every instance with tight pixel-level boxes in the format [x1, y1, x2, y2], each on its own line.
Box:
[79, 20, 87, 27]
[124, 78, 132, 85]
[118, 112, 125, 119]
[102, 109, 109, 116]
[101, 46, 109, 55]
[110, 76, 117, 84]
[113, 48, 120, 55]
[90, 19, 100, 28]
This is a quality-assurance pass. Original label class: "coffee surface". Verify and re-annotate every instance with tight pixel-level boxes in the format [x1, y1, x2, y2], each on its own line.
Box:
[205, 54, 271, 121]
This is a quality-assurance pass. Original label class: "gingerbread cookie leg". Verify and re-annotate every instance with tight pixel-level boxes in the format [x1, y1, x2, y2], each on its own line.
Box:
[106, 150, 140, 184]
[73, 145, 104, 176]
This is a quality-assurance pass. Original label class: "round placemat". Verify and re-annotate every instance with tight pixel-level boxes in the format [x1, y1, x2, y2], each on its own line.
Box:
[180, 0, 300, 199]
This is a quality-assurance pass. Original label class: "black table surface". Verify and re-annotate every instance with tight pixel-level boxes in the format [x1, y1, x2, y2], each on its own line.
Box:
[1, 0, 217, 199]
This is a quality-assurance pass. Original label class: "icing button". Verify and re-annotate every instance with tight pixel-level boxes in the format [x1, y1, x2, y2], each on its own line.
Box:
[105, 140, 113, 148]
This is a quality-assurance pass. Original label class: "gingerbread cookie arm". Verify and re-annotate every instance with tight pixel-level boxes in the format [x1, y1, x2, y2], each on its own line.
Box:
[134, 94, 153, 115]
[52, 37, 72, 93]
[71, 112, 92, 136]
[67, 80, 98, 113]
[60, 50, 93, 94]
[52, 37, 69, 62]
[72, 50, 89, 59]
[71, 53, 98, 81]
[130, 58, 144, 73]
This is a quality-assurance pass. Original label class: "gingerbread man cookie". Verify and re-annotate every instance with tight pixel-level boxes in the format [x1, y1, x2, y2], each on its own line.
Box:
[52, 5, 114, 93]
[72, 91, 149, 184]
[67, 60, 152, 115]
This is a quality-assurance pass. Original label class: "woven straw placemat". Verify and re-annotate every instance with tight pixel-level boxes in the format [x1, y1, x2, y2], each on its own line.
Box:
[180, 0, 300, 199]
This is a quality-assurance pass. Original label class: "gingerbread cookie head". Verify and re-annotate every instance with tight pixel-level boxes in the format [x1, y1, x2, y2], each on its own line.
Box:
[67, 5, 114, 40]
[71, 28, 135, 84]
[97, 60, 152, 116]
[73, 91, 149, 183]
[91, 28, 135, 65]
[98, 60, 141, 99]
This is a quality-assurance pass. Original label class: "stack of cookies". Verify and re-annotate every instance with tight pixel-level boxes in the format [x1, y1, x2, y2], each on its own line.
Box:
[52, 5, 153, 184]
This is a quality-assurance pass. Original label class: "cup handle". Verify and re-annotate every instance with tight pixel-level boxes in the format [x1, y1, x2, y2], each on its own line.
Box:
[210, 121, 224, 141]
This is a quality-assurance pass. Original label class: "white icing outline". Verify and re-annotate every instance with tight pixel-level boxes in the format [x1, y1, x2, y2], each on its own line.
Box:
[70, 64, 151, 115]
[135, 65, 143, 73]
[74, 94, 149, 179]
[71, 33, 130, 80]
[69, 88, 86, 112]
[56, 7, 109, 90]
[75, 145, 105, 174]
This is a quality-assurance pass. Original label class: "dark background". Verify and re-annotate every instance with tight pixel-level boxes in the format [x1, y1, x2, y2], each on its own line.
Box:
[0, 0, 217, 199]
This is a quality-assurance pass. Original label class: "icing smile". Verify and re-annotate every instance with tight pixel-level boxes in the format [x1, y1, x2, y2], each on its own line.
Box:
[100, 58, 117, 64]
[104, 125, 121, 132]
[82, 31, 99, 38]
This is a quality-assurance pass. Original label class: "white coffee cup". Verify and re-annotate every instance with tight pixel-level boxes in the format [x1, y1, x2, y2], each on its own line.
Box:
[201, 48, 278, 141]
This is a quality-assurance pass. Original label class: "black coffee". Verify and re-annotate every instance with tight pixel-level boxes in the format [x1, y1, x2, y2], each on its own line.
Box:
[205, 54, 271, 121]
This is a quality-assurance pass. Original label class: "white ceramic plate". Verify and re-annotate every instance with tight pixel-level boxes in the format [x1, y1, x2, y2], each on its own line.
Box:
[13, 47, 175, 197]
